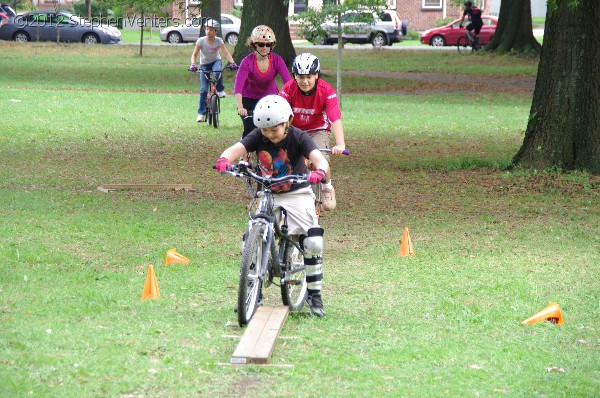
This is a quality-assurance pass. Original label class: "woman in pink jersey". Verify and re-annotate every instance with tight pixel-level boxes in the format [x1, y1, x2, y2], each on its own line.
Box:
[234, 25, 292, 137]
[279, 53, 346, 211]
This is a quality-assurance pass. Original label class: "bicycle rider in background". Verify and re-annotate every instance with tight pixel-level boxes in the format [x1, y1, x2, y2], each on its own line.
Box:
[279, 53, 346, 211]
[215, 95, 329, 317]
[189, 18, 237, 123]
[234, 25, 292, 138]
[459, 1, 483, 46]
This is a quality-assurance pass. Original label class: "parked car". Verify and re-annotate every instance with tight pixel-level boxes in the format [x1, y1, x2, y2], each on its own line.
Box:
[159, 14, 240, 45]
[420, 16, 498, 47]
[306, 9, 407, 47]
[0, 10, 121, 44]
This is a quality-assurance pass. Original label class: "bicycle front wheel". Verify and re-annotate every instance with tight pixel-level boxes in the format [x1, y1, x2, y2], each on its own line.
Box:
[457, 36, 473, 55]
[238, 223, 267, 326]
[211, 95, 219, 128]
[280, 241, 307, 311]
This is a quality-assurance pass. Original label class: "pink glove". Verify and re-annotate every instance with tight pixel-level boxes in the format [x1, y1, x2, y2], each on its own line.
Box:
[308, 169, 326, 184]
[215, 157, 232, 172]
[188, 63, 198, 72]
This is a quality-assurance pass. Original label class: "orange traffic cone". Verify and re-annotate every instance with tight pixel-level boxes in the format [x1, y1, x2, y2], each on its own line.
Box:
[165, 248, 191, 266]
[522, 302, 564, 325]
[141, 264, 160, 300]
[399, 227, 414, 256]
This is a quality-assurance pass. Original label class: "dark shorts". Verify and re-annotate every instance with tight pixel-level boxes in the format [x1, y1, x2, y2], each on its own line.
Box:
[467, 22, 483, 35]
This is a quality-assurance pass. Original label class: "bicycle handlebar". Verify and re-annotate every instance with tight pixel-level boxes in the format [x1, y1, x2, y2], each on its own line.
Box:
[215, 162, 311, 185]
[319, 148, 351, 155]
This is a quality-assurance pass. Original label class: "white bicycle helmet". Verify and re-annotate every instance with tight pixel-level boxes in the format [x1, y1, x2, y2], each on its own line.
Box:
[253, 95, 293, 128]
[292, 53, 320, 75]
[204, 18, 220, 29]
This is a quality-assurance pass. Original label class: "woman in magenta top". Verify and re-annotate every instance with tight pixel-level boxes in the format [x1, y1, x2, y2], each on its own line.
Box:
[234, 25, 292, 137]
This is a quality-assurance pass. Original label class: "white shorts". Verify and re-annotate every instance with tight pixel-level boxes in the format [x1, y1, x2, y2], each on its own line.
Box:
[272, 186, 319, 236]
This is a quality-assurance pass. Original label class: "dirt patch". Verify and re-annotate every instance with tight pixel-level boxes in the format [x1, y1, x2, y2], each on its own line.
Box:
[344, 71, 536, 95]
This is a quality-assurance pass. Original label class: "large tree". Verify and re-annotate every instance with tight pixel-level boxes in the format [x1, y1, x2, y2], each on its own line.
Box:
[512, 0, 600, 174]
[484, 0, 541, 53]
[199, 0, 221, 39]
[232, 0, 296, 69]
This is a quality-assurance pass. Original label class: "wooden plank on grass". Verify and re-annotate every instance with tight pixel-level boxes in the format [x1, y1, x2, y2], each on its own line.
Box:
[98, 184, 195, 192]
[230, 306, 289, 364]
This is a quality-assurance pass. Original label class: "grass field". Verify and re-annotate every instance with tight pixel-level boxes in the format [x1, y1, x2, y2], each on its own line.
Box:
[0, 42, 598, 397]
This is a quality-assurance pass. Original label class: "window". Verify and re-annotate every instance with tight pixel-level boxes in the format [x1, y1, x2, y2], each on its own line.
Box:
[221, 16, 232, 25]
[422, 0, 442, 9]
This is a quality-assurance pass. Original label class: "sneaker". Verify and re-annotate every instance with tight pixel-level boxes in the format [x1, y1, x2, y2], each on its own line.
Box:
[217, 91, 227, 98]
[321, 187, 336, 211]
[196, 114, 205, 122]
[307, 294, 325, 317]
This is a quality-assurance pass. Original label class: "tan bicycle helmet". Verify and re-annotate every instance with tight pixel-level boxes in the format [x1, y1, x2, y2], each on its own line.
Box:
[251, 25, 276, 44]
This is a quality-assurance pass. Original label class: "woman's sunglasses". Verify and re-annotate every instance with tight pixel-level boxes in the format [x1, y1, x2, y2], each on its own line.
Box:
[256, 43, 273, 48]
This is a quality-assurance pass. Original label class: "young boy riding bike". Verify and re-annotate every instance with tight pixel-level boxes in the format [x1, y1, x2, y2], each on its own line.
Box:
[459, 1, 483, 45]
[279, 53, 346, 211]
[214, 95, 330, 317]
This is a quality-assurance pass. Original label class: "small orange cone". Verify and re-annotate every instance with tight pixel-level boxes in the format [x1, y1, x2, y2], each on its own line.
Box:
[399, 227, 414, 256]
[141, 264, 160, 300]
[165, 248, 191, 266]
[522, 301, 564, 325]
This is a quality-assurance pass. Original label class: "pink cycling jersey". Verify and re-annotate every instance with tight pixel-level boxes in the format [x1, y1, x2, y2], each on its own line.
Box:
[279, 79, 342, 133]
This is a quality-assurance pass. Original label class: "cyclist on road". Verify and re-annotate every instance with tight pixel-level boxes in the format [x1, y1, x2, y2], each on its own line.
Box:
[459, 1, 483, 45]
[234, 25, 292, 137]
[215, 95, 329, 317]
[279, 53, 346, 211]
[189, 18, 237, 123]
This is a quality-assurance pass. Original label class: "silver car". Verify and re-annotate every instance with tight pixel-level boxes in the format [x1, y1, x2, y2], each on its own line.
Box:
[308, 9, 407, 47]
[0, 10, 121, 44]
[159, 14, 240, 45]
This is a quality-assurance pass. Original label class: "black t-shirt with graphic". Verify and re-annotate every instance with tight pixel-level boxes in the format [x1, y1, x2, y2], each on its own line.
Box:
[240, 126, 318, 192]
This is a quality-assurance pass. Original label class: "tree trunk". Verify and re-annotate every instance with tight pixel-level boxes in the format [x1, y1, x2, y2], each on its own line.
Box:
[85, 0, 92, 19]
[485, 0, 541, 54]
[233, 0, 296, 69]
[201, 0, 221, 39]
[512, 0, 600, 174]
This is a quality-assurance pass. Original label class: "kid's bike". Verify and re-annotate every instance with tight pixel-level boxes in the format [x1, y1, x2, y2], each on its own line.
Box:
[457, 32, 483, 55]
[189, 63, 237, 129]
[203, 70, 222, 128]
[219, 162, 323, 326]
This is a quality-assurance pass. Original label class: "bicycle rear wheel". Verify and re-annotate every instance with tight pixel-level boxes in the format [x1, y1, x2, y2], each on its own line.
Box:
[238, 223, 266, 326]
[211, 95, 219, 128]
[280, 241, 307, 311]
[457, 36, 473, 55]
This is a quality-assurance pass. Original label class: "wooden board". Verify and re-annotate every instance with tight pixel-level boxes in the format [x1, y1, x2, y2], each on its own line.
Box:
[97, 184, 195, 193]
[230, 306, 289, 365]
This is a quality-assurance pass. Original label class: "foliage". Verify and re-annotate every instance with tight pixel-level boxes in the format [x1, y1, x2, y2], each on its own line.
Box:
[73, 0, 113, 19]
[435, 17, 455, 27]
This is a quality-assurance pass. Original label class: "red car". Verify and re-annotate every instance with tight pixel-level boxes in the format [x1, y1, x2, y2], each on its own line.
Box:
[420, 16, 498, 47]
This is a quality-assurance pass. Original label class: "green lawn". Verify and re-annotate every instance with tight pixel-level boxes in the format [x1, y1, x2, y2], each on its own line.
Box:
[0, 42, 598, 397]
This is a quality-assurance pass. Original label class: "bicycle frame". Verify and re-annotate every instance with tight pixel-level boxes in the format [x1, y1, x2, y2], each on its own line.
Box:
[221, 163, 309, 326]
[201, 70, 222, 128]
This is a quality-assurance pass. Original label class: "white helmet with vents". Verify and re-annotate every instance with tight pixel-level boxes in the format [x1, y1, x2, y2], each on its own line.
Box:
[292, 53, 320, 75]
[253, 95, 293, 128]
